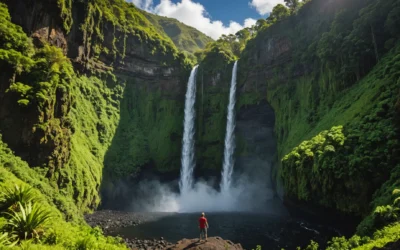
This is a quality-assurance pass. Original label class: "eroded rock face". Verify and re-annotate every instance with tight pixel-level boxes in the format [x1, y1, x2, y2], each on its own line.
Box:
[259, 36, 291, 65]
[5, 0, 68, 53]
[1, 0, 187, 176]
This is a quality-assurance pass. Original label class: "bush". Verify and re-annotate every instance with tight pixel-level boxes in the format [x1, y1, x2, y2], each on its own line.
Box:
[4, 202, 53, 241]
[0, 185, 38, 211]
[0, 232, 17, 247]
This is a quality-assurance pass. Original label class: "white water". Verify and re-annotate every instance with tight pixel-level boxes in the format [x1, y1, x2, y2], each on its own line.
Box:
[179, 66, 199, 195]
[220, 61, 238, 194]
[131, 61, 277, 213]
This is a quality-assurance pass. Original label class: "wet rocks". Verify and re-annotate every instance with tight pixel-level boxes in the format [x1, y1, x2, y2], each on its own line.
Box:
[124, 237, 173, 250]
[85, 210, 174, 249]
[85, 210, 146, 234]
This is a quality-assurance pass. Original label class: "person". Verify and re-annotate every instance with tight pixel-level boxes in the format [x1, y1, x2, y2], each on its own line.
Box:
[198, 212, 209, 242]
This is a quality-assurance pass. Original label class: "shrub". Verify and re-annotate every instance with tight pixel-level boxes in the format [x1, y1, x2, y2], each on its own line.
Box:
[5, 202, 53, 241]
[0, 232, 17, 247]
[0, 185, 38, 211]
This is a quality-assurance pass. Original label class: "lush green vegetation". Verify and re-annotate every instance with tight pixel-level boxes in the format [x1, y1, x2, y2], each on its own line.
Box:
[228, 0, 400, 248]
[0, 0, 194, 247]
[0, 138, 126, 249]
[76, 0, 186, 66]
[103, 81, 184, 176]
[277, 45, 400, 247]
[143, 11, 213, 56]
[1, 0, 400, 248]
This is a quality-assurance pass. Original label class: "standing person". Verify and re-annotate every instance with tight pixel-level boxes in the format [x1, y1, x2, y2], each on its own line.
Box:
[198, 212, 209, 242]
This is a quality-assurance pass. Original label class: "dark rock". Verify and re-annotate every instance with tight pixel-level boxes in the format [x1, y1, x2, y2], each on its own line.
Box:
[167, 237, 243, 250]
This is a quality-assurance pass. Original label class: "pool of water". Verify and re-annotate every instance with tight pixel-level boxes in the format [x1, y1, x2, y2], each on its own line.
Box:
[114, 212, 346, 250]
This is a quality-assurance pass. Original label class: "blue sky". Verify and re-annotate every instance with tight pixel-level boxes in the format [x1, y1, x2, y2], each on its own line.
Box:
[151, 0, 263, 24]
[130, 0, 284, 39]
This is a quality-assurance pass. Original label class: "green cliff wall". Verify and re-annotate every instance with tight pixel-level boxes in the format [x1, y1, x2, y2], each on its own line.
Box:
[194, 45, 236, 176]
[234, 0, 400, 247]
[0, 0, 192, 231]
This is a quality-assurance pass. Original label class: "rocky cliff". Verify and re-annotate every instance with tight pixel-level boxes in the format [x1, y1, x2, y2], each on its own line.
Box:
[0, 0, 193, 215]
[1, 0, 400, 248]
[235, 0, 400, 245]
[190, 0, 400, 247]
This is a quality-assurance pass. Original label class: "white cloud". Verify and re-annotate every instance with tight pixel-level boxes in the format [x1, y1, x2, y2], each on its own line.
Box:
[129, 0, 257, 40]
[249, 0, 285, 15]
[244, 18, 257, 28]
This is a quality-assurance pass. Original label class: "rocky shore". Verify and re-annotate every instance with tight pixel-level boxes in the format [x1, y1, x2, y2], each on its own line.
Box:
[85, 210, 149, 234]
[124, 237, 173, 249]
[85, 210, 176, 249]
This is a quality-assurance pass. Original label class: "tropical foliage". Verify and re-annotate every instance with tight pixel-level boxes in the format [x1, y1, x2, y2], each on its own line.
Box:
[1, 0, 400, 249]
[0, 185, 38, 211]
[4, 202, 53, 241]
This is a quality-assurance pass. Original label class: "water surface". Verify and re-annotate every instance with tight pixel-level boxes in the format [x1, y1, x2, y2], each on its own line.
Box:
[115, 212, 346, 250]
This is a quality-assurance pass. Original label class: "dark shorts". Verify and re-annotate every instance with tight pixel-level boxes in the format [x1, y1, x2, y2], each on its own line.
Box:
[200, 227, 207, 236]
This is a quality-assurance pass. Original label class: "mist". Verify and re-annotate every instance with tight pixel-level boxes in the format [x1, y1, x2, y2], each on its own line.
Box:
[129, 169, 278, 213]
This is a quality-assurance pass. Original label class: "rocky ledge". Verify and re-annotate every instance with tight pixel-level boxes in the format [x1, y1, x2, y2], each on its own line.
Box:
[124, 237, 242, 250]
[166, 237, 243, 250]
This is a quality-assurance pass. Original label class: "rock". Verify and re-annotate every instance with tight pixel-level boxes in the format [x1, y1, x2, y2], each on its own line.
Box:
[166, 237, 243, 250]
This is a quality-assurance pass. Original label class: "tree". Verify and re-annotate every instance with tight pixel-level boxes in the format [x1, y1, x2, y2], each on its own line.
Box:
[235, 28, 251, 42]
[255, 19, 269, 31]
[284, 0, 300, 12]
[269, 4, 290, 22]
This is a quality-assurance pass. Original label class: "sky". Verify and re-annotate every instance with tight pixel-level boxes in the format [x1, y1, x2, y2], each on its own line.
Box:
[129, 0, 286, 39]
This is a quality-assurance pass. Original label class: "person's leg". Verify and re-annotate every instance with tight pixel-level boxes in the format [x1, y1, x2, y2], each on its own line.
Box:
[204, 228, 207, 241]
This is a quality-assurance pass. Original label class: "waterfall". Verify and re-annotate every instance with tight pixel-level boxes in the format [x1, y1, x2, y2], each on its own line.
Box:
[179, 65, 199, 194]
[220, 61, 238, 194]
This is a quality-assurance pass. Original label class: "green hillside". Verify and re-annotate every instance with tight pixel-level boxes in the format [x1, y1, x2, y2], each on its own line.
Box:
[143, 11, 213, 54]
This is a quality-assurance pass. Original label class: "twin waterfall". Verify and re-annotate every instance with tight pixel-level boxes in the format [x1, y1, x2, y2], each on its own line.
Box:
[220, 61, 238, 193]
[179, 66, 199, 194]
[179, 62, 238, 194]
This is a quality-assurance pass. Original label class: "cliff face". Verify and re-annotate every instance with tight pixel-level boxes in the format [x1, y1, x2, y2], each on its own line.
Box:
[0, 0, 191, 213]
[236, 0, 400, 234]
[0, 0, 72, 177]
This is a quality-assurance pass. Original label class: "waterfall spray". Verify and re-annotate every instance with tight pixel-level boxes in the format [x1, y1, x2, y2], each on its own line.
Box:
[220, 61, 238, 194]
[179, 66, 199, 194]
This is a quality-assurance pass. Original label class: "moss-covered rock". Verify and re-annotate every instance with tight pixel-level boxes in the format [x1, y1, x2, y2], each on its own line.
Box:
[193, 45, 235, 176]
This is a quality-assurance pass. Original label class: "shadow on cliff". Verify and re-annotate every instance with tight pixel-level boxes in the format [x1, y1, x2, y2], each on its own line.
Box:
[100, 78, 185, 210]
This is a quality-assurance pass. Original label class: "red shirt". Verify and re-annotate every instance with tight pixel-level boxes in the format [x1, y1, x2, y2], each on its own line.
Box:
[199, 217, 207, 228]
